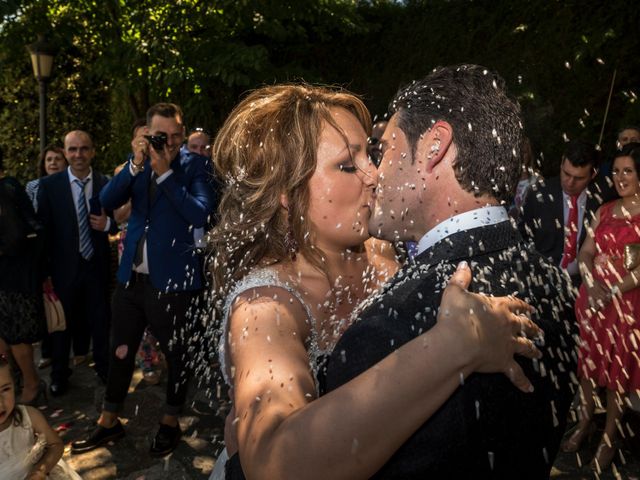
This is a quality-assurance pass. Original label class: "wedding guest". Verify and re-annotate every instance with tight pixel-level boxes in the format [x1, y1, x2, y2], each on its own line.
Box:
[616, 125, 640, 151]
[25, 145, 67, 212]
[568, 142, 640, 471]
[509, 138, 541, 220]
[589, 125, 635, 204]
[72, 103, 216, 457]
[113, 120, 164, 386]
[367, 119, 387, 167]
[37, 131, 114, 396]
[208, 84, 542, 480]
[24, 144, 67, 370]
[0, 354, 81, 479]
[0, 147, 47, 406]
[186, 128, 211, 158]
[520, 140, 603, 285]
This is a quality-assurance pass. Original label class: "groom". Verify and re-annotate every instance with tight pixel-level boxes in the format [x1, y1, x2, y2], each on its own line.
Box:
[325, 65, 578, 478]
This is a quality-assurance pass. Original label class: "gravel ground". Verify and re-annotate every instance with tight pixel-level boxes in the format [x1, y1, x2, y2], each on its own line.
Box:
[30, 350, 639, 479]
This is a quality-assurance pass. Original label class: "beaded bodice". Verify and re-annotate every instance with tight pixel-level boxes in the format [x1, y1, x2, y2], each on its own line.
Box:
[218, 267, 330, 392]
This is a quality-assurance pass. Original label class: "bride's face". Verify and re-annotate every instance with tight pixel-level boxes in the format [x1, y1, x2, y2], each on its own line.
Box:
[307, 107, 377, 250]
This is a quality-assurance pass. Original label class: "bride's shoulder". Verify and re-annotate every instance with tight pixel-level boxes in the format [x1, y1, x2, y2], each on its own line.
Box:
[225, 266, 313, 326]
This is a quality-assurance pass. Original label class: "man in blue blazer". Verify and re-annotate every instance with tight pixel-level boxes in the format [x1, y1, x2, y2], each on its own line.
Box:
[71, 103, 216, 457]
[38, 130, 115, 396]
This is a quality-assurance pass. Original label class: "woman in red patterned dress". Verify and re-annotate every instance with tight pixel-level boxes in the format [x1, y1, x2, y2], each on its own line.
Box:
[566, 142, 640, 470]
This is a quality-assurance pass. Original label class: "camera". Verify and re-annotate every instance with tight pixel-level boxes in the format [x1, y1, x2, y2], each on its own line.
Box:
[144, 133, 167, 151]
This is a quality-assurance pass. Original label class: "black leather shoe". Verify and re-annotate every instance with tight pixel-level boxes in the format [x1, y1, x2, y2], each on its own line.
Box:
[49, 381, 68, 397]
[71, 421, 125, 453]
[149, 423, 181, 457]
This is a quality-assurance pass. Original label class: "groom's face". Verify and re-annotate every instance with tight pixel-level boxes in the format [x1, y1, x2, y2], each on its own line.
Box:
[369, 113, 425, 242]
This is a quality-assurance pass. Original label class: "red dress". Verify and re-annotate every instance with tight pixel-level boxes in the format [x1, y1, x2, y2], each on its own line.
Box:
[575, 201, 640, 394]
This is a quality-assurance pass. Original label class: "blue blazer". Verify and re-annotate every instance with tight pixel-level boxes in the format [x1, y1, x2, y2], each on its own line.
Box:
[100, 151, 215, 292]
[37, 169, 115, 292]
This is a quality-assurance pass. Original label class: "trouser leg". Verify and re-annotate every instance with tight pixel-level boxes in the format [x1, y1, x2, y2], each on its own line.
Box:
[71, 309, 90, 357]
[103, 282, 147, 413]
[146, 287, 198, 415]
[82, 261, 111, 379]
[40, 335, 52, 359]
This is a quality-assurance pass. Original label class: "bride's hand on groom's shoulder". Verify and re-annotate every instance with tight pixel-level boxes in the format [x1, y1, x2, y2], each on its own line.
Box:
[438, 261, 543, 394]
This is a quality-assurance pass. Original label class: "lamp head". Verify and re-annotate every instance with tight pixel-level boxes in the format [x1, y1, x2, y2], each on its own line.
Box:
[26, 35, 58, 80]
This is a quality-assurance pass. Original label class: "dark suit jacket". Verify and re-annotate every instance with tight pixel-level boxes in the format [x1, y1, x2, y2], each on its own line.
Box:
[37, 169, 115, 292]
[325, 221, 577, 479]
[519, 176, 607, 265]
[100, 151, 215, 292]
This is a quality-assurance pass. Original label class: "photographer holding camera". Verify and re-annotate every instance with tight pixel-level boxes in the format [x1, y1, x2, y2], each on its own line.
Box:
[71, 103, 216, 457]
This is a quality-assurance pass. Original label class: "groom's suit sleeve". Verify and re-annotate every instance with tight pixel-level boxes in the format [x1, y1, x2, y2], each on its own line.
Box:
[326, 313, 403, 390]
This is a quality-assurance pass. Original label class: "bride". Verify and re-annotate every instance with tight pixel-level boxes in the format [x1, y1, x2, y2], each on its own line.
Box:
[208, 84, 541, 480]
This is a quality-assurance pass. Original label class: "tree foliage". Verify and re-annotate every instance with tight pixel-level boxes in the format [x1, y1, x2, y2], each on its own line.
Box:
[0, 0, 637, 182]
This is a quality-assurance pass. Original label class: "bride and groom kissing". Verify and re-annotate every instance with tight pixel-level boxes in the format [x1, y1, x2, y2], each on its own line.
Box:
[211, 64, 577, 479]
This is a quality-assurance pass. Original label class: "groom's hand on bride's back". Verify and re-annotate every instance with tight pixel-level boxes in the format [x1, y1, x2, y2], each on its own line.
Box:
[439, 261, 543, 394]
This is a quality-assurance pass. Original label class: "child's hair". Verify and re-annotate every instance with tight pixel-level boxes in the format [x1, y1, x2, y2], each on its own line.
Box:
[0, 353, 22, 426]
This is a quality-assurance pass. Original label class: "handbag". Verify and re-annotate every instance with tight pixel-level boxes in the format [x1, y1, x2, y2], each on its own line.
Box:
[43, 289, 66, 333]
[623, 243, 640, 271]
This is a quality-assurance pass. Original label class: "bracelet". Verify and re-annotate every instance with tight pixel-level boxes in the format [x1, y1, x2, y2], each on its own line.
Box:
[130, 160, 144, 174]
[610, 285, 620, 297]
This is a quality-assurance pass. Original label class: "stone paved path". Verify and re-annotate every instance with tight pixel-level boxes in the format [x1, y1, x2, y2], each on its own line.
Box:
[33, 352, 639, 479]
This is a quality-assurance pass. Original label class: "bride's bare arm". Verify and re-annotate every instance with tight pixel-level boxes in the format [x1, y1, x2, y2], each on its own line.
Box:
[229, 263, 541, 480]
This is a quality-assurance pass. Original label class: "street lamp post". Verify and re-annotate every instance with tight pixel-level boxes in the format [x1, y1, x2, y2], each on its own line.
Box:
[27, 35, 57, 154]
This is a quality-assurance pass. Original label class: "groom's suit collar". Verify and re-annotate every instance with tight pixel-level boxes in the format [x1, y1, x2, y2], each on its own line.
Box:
[357, 218, 521, 316]
[416, 205, 509, 255]
[414, 219, 521, 267]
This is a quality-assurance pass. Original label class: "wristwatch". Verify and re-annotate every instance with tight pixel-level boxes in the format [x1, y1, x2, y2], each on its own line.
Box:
[130, 159, 144, 174]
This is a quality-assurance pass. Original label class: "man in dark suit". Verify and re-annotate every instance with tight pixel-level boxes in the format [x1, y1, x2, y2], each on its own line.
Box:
[71, 103, 216, 457]
[38, 130, 115, 396]
[519, 140, 612, 285]
[325, 65, 578, 479]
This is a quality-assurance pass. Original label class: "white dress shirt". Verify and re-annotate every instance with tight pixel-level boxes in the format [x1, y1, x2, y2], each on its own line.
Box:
[67, 167, 111, 252]
[129, 160, 173, 274]
[561, 189, 587, 276]
[416, 205, 510, 256]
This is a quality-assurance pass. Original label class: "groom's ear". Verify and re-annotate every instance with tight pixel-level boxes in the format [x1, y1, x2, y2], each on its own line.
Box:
[423, 121, 453, 174]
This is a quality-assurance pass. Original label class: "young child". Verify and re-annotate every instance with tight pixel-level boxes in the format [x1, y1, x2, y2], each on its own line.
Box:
[0, 354, 81, 480]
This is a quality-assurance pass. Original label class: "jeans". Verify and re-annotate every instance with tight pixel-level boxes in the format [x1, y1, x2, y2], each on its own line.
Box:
[103, 275, 199, 415]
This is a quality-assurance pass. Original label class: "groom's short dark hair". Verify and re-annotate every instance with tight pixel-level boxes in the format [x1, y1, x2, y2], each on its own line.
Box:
[389, 64, 523, 203]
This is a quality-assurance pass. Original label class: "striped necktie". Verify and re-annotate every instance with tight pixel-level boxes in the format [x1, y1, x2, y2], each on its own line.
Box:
[74, 178, 94, 260]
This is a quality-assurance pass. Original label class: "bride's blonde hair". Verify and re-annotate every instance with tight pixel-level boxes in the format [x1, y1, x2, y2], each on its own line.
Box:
[209, 83, 371, 295]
